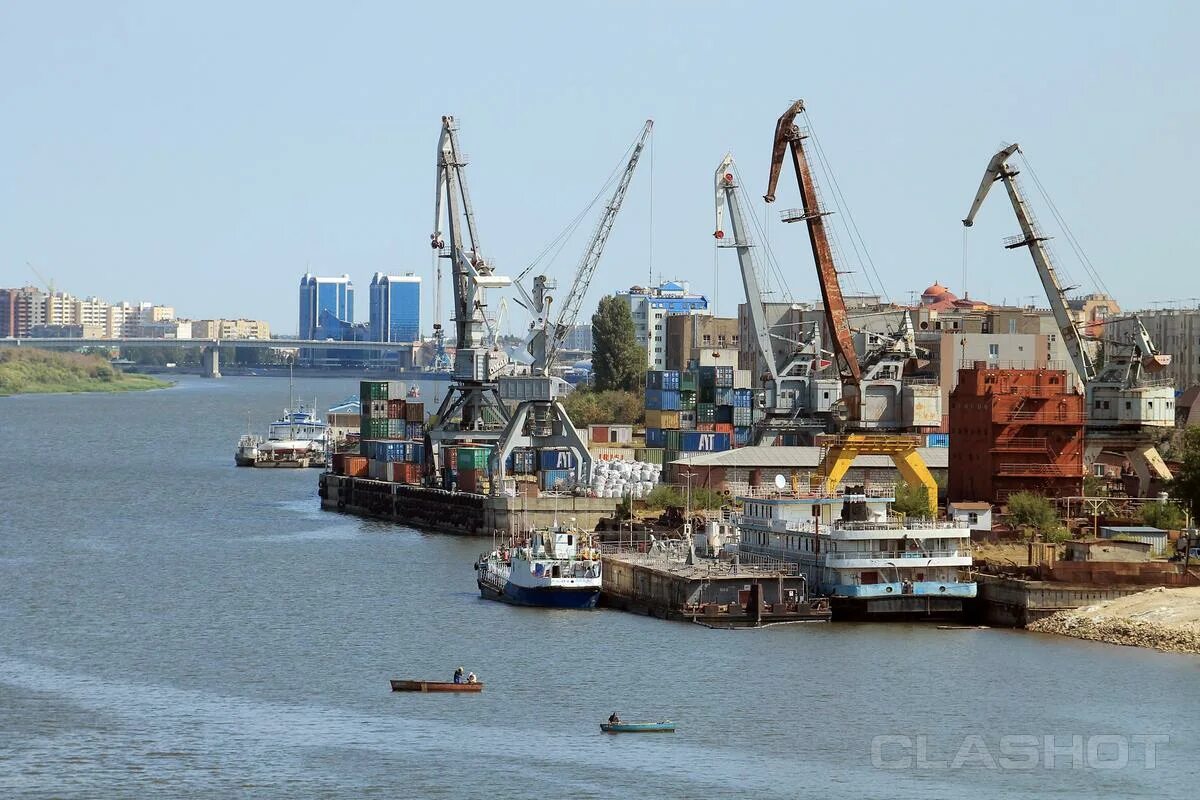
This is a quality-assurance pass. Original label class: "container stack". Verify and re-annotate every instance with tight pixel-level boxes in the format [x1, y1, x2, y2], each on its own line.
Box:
[644, 367, 754, 464]
[332, 380, 428, 484]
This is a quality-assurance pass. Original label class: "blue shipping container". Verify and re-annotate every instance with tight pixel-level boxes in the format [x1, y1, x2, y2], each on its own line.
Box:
[733, 388, 754, 408]
[715, 405, 733, 424]
[646, 370, 663, 390]
[540, 469, 573, 491]
[926, 433, 950, 448]
[661, 370, 680, 390]
[734, 426, 752, 447]
[407, 442, 426, 463]
[715, 387, 734, 406]
[539, 448, 577, 470]
[645, 389, 663, 410]
[645, 427, 666, 448]
[660, 390, 681, 411]
[677, 431, 731, 452]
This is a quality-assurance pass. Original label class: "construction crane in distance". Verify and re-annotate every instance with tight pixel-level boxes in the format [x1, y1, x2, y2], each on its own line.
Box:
[963, 143, 1174, 494]
[425, 115, 514, 473]
[714, 153, 840, 443]
[491, 119, 654, 490]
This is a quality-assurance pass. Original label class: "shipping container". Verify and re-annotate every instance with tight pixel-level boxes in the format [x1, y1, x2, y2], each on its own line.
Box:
[698, 386, 716, 404]
[715, 366, 734, 388]
[539, 447, 577, 470]
[733, 388, 754, 408]
[696, 423, 716, 432]
[698, 366, 718, 387]
[405, 402, 424, 422]
[508, 448, 537, 474]
[734, 369, 752, 389]
[457, 446, 490, 471]
[361, 418, 389, 438]
[459, 467, 484, 494]
[406, 441, 426, 464]
[590, 446, 634, 462]
[634, 447, 665, 465]
[387, 419, 407, 438]
[361, 399, 388, 418]
[678, 410, 696, 430]
[645, 427, 666, 448]
[715, 387, 734, 406]
[387, 399, 406, 419]
[645, 389, 663, 410]
[679, 390, 697, 410]
[697, 403, 716, 422]
[714, 423, 733, 434]
[733, 407, 753, 427]
[540, 469, 573, 491]
[368, 459, 388, 481]
[677, 431, 730, 452]
[406, 421, 424, 440]
[360, 380, 388, 401]
[733, 426, 752, 447]
[646, 370, 663, 390]
[715, 405, 733, 424]
[680, 371, 697, 391]
[645, 409, 680, 429]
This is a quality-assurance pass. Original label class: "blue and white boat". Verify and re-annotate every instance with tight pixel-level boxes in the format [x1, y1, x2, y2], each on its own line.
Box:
[475, 525, 602, 609]
[735, 484, 976, 620]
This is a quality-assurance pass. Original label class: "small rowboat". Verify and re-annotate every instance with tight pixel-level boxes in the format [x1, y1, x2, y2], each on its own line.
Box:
[600, 721, 675, 733]
[390, 679, 483, 693]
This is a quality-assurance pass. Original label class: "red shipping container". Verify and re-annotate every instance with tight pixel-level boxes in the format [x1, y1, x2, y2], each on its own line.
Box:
[714, 423, 733, 434]
[405, 402, 425, 422]
[342, 455, 369, 477]
[696, 423, 716, 432]
[459, 467, 481, 494]
[387, 399, 406, 419]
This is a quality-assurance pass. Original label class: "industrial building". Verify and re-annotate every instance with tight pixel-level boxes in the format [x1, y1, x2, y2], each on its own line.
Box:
[948, 362, 1085, 503]
[664, 314, 739, 371]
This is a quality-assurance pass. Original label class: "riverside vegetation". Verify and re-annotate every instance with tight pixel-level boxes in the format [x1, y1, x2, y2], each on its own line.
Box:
[0, 348, 171, 396]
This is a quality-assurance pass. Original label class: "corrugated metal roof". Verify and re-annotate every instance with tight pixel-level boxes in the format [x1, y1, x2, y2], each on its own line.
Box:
[1099, 526, 1167, 535]
[668, 446, 948, 470]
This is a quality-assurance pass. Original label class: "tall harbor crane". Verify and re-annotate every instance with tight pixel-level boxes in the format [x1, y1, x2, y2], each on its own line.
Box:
[962, 143, 1174, 493]
[714, 153, 840, 442]
[763, 99, 938, 515]
[425, 115, 514, 472]
[764, 99, 937, 431]
[492, 120, 654, 490]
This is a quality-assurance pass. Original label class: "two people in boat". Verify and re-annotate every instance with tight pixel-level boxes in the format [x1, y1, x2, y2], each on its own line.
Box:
[453, 667, 478, 685]
[608, 712, 621, 725]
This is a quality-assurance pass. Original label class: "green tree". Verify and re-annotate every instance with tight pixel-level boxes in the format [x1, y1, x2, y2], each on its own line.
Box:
[891, 481, 932, 518]
[1006, 491, 1062, 536]
[591, 296, 643, 392]
[1141, 500, 1187, 530]
[1169, 426, 1200, 523]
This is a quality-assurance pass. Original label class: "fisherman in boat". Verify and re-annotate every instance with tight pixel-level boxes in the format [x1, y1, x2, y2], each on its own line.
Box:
[467, 672, 477, 684]
[453, 666, 464, 684]
[608, 712, 621, 724]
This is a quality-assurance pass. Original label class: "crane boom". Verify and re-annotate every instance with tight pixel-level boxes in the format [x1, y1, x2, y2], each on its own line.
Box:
[764, 99, 862, 388]
[961, 144, 1096, 383]
[542, 119, 653, 371]
[714, 154, 778, 384]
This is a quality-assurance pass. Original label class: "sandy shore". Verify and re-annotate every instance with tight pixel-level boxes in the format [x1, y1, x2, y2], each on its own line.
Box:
[1028, 586, 1200, 654]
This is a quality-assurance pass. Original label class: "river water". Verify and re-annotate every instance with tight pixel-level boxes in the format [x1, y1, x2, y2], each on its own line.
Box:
[1, 376, 1197, 799]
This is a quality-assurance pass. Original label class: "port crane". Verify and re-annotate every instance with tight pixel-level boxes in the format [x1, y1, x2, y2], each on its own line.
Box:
[714, 153, 840, 442]
[763, 99, 938, 432]
[962, 143, 1174, 494]
[764, 99, 939, 515]
[491, 120, 654, 490]
[425, 115, 514, 473]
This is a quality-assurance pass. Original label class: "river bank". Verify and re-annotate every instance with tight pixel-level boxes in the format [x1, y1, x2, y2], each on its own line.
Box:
[1028, 586, 1200, 654]
[0, 348, 171, 396]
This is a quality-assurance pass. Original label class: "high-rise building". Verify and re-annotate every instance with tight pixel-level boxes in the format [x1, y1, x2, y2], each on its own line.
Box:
[299, 273, 354, 339]
[1, 286, 46, 338]
[368, 273, 421, 342]
[616, 280, 708, 369]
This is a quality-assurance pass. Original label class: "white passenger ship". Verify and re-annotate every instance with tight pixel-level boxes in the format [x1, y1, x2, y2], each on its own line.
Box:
[735, 484, 975, 619]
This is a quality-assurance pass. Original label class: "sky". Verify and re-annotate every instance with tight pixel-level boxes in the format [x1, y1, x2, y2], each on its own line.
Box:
[2, 1, 1198, 335]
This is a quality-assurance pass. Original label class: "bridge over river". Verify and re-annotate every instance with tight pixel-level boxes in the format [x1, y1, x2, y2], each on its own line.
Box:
[0, 337, 414, 377]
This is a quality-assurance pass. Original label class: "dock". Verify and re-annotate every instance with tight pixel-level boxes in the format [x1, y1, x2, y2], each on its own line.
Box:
[319, 473, 618, 536]
[600, 543, 830, 627]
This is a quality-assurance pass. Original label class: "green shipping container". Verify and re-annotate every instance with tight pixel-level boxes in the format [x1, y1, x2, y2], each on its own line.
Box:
[362, 417, 389, 438]
[360, 380, 388, 401]
[634, 447, 665, 465]
[697, 403, 716, 422]
[456, 446, 490, 471]
[679, 390, 697, 410]
[680, 371, 697, 391]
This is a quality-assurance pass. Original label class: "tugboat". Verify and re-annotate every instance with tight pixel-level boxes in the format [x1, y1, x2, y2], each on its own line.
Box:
[475, 524, 602, 608]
